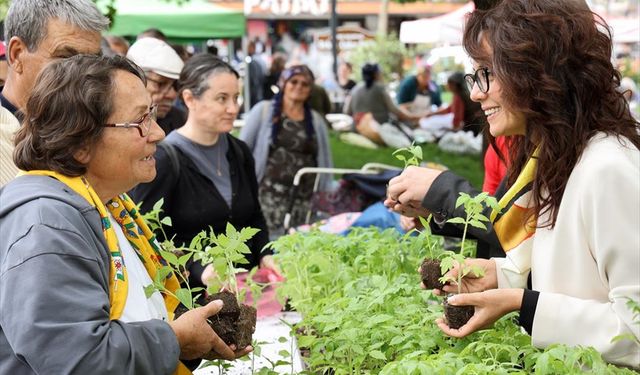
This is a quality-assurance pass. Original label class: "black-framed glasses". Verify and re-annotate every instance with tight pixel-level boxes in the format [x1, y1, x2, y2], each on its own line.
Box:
[103, 104, 158, 137]
[146, 76, 178, 94]
[464, 67, 492, 93]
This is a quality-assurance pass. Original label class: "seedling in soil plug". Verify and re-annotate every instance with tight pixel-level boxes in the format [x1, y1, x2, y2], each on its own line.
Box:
[438, 252, 485, 329]
[438, 192, 498, 329]
[415, 215, 448, 290]
[189, 222, 260, 349]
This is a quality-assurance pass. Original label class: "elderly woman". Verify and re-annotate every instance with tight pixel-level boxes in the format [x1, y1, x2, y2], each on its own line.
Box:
[130, 54, 279, 290]
[385, 0, 639, 368]
[240, 64, 333, 237]
[0, 55, 250, 374]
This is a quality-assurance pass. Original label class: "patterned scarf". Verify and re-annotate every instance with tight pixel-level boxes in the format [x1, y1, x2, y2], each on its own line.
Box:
[490, 150, 538, 253]
[24, 171, 191, 374]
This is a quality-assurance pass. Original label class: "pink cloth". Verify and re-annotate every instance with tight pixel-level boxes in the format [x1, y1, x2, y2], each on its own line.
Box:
[236, 268, 285, 318]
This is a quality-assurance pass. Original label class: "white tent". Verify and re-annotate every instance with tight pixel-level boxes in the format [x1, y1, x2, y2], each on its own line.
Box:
[399, 2, 474, 45]
[607, 17, 640, 44]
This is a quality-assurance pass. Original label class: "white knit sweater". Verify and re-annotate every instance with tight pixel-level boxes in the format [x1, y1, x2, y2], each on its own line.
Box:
[0, 107, 20, 186]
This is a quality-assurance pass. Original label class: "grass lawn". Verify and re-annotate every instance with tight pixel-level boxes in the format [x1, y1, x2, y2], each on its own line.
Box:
[329, 131, 485, 189]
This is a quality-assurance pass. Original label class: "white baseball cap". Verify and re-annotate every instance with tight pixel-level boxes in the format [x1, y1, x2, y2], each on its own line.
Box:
[126, 37, 184, 80]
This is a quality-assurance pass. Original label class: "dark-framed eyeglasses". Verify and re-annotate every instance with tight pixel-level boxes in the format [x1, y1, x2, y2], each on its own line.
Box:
[464, 67, 492, 93]
[102, 104, 158, 137]
[146, 76, 178, 94]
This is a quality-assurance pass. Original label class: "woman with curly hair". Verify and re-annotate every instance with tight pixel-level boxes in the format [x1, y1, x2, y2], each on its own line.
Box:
[240, 65, 333, 237]
[385, 0, 639, 367]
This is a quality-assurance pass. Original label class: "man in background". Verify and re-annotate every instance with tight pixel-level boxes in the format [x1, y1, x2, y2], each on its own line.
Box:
[396, 65, 442, 116]
[0, 0, 107, 186]
[127, 37, 186, 135]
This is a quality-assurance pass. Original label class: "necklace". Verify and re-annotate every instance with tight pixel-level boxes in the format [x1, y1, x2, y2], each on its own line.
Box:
[216, 140, 222, 176]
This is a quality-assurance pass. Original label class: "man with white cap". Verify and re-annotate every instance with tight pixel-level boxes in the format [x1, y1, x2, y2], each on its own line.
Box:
[127, 37, 186, 135]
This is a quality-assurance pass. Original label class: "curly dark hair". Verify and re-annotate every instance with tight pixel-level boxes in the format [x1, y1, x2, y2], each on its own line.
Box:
[14, 54, 146, 176]
[463, 0, 640, 227]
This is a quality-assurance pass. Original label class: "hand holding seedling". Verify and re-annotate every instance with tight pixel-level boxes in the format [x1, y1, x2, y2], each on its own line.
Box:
[432, 258, 497, 296]
[392, 142, 423, 168]
[435, 288, 524, 338]
[384, 166, 443, 215]
[169, 299, 237, 360]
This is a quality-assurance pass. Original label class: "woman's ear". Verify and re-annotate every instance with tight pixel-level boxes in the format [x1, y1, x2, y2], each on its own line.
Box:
[73, 144, 92, 165]
[182, 89, 196, 110]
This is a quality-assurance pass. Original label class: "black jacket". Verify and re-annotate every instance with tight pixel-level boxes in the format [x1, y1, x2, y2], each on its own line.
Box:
[130, 134, 271, 289]
[422, 170, 506, 259]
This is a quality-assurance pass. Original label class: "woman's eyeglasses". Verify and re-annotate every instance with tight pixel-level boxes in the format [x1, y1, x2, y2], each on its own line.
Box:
[464, 67, 492, 93]
[288, 79, 311, 88]
[102, 104, 158, 137]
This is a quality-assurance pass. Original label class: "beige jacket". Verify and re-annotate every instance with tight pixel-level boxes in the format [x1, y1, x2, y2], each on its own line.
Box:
[495, 133, 640, 368]
[1, 107, 20, 186]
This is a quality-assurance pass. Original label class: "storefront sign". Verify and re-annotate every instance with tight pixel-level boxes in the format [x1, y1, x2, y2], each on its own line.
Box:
[315, 25, 375, 52]
[244, 0, 330, 16]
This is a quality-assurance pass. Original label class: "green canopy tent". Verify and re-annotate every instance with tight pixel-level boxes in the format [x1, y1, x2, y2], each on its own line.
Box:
[100, 0, 246, 41]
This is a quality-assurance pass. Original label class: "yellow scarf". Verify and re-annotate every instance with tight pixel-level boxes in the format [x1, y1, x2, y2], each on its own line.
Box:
[490, 150, 538, 252]
[24, 171, 192, 375]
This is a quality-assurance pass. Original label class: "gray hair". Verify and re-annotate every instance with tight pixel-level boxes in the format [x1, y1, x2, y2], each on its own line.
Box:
[178, 53, 239, 99]
[4, 0, 109, 53]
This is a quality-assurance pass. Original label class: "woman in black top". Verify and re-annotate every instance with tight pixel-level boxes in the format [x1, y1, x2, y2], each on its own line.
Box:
[130, 54, 279, 290]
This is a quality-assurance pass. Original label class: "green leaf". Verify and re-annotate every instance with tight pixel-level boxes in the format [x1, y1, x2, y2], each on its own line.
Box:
[240, 227, 260, 241]
[160, 216, 172, 227]
[278, 350, 290, 358]
[176, 288, 193, 309]
[156, 266, 172, 282]
[447, 217, 466, 225]
[152, 198, 164, 213]
[160, 250, 178, 265]
[469, 265, 485, 277]
[389, 335, 405, 346]
[413, 145, 423, 160]
[225, 222, 238, 237]
[455, 195, 467, 208]
[277, 336, 288, 343]
[369, 350, 386, 360]
[143, 284, 157, 298]
[475, 214, 490, 223]
[469, 219, 487, 230]
[178, 253, 192, 267]
[296, 335, 316, 348]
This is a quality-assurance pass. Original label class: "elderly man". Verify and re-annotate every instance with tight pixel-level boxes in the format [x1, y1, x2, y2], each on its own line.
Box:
[127, 37, 186, 135]
[0, 0, 107, 186]
[396, 64, 443, 116]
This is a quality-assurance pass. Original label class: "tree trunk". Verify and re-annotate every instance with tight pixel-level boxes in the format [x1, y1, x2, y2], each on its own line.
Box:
[377, 0, 389, 36]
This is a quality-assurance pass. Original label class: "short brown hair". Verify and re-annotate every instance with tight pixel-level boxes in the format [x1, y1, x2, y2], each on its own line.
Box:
[14, 54, 145, 176]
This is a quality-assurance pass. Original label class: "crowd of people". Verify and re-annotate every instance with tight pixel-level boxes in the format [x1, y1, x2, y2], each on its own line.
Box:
[0, 0, 638, 373]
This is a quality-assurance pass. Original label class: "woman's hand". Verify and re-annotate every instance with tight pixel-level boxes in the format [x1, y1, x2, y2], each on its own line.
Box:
[259, 255, 282, 278]
[201, 264, 218, 286]
[431, 258, 498, 296]
[399, 215, 418, 232]
[436, 288, 524, 338]
[169, 300, 251, 360]
[384, 166, 443, 216]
